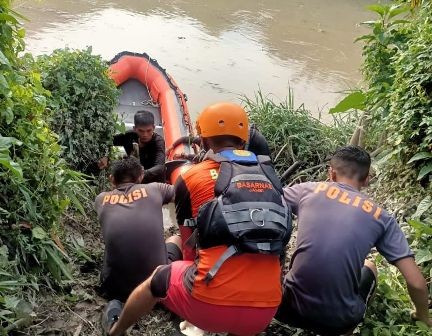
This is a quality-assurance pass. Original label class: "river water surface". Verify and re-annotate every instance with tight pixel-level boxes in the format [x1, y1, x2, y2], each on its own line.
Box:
[17, 0, 372, 116]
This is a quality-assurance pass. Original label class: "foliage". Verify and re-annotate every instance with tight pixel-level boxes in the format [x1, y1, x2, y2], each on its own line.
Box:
[361, 257, 431, 336]
[363, 163, 432, 335]
[0, 245, 36, 335]
[341, 2, 432, 334]
[244, 90, 355, 183]
[387, 1, 432, 181]
[329, 91, 366, 114]
[356, 3, 411, 119]
[0, 0, 90, 332]
[35, 48, 120, 174]
[332, 1, 432, 181]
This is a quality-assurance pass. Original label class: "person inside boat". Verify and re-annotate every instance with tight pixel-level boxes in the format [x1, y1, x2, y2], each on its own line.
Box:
[95, 156, 182, 303]
[275, 145, 432, 334]
[247, 123, 271, 157]
[105, 102, 291, 336]
[113, 110, 166, 183]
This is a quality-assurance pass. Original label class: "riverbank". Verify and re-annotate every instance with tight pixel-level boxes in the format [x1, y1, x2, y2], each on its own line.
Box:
[10, 89, 429, 336]
[2, 1, 431, 335]
[21, 94, 349, 336]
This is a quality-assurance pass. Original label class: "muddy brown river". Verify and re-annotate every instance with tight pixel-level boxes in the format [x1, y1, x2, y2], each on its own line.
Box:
[17, 0, 372, 116]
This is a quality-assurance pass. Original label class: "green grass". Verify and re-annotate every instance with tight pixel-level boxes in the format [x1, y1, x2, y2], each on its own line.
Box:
[243, 90, 355, 184]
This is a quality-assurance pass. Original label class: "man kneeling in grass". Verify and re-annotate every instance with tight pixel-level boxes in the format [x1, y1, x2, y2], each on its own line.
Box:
[275, 145, 431, 335]
[95, 157, 182, 303]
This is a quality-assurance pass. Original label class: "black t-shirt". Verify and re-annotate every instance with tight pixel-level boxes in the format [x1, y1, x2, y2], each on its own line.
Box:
[95, 182, 174, 301]
[247, 126, 271, 157]
[113, 131, 166, 183]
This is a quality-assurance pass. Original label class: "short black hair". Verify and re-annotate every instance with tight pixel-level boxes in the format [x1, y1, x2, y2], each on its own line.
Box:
[134, 110, 154, 127]
[330, 145, 371, 181]
[206, 135, 245, 149]
[111, 157, 143, 184]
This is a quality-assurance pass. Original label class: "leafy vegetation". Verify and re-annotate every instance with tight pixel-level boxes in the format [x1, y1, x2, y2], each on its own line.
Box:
[0, 1, 103, 333]
[36, 48, 120, 174]
[333, 1, 432, 180]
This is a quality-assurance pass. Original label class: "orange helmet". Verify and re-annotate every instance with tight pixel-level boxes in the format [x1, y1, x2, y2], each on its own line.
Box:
[196, 102, 249, 142]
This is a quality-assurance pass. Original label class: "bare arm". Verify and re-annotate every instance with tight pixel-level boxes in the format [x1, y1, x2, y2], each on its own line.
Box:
[394, 257, 431, 327]
[109, 277, 158, 336]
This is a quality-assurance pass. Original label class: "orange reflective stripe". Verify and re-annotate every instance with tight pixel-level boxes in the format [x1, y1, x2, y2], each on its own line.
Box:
[182, 161, 220, 217]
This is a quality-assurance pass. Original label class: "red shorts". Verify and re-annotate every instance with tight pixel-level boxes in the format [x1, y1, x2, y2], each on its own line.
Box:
[159, 261, 277, 336]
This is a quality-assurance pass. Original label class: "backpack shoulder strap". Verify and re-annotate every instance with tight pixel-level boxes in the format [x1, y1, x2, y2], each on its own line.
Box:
[214, 161, 233, 196]
[257, 155, 283, 194]
[204, 151, 228, 163]
[204, 245, 238, 284]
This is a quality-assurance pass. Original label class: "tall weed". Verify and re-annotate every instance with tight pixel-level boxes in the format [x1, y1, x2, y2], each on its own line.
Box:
[244, 90, 354, 183]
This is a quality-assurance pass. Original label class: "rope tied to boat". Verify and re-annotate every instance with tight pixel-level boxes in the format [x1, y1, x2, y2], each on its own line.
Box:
[141, 99, 159, 108]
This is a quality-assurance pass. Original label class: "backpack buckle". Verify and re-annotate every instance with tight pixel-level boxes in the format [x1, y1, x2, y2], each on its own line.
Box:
[184, 218, 197, 227]
[250, 209, 265, 227]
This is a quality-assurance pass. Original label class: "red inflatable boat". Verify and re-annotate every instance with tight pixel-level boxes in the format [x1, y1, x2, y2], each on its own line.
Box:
[109, 51, 196, 184]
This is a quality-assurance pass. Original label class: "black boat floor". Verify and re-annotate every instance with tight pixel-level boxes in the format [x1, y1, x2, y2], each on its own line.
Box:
[116, 79, 163, 135]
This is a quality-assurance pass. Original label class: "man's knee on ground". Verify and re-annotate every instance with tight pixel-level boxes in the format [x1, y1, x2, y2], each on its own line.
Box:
[132, 272, 157, 299]
[166, 235, 182, 249]
[149, 264, 171, 298]
[364, 259, 378, 278]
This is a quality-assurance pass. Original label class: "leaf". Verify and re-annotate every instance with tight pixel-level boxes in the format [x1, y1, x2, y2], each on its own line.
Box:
[0, 13, 18, 24]
[0, 73, 9, 93]
[388, 19, 410, 27]
[32, 227, 47, 240]
[18, 186, 38, 219]
[407, 219, 432, 235]
[388, 4, 410, 19]
[366, 4, 387, 17]
[0, 153, 23, 178]
[415, 249, 432, 264]
[407, 152, 432, 164]
[0, 136, 23, 177]
[4, 296, 20, 310]
[0, 136, 22, 148]
[412, 196, 432, 219]
[417, 163, 432, 180]
[0, 281, 23, 291]
[329, 91, 366, 114]
[354, 35, 374, 43]
[16, 28, 25, 39]
[0, 50, 11, 66]
[45, 246, 73, 281]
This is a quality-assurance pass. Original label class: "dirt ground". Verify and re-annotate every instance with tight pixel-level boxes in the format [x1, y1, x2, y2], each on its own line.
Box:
[18, 206, 309, 336]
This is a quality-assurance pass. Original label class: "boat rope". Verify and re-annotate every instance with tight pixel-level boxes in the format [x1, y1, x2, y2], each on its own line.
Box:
[141, 99, 159, 107]
[144, 53, 159, 107]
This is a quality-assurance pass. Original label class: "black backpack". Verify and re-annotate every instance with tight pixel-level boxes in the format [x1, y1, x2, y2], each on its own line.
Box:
[195, 150, 292, 283]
